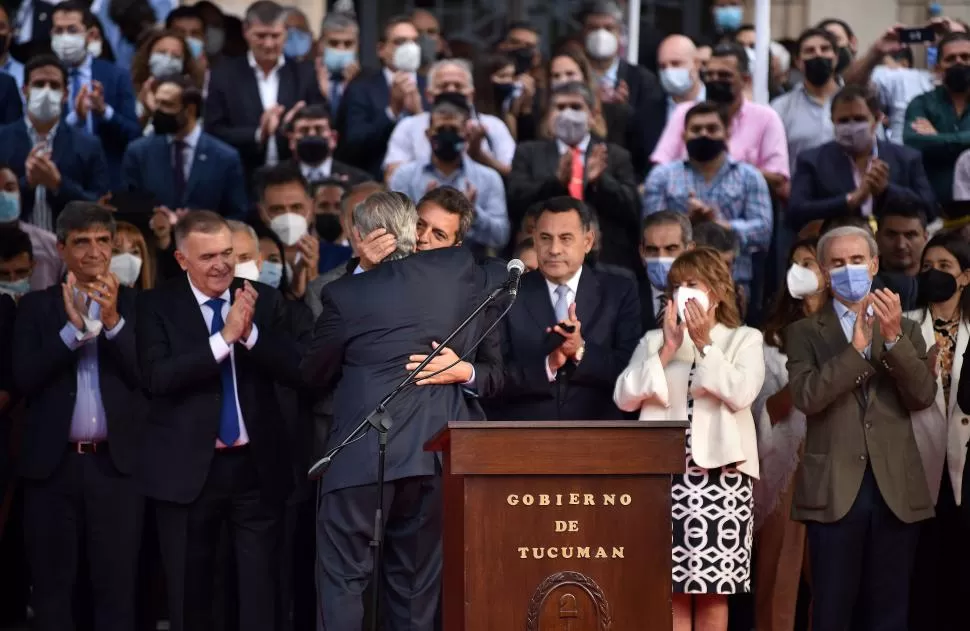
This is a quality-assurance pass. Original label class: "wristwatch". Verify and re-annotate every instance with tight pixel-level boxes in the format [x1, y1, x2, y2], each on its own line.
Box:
[699, 344, 713, 358]
[574, 344, 586, 363]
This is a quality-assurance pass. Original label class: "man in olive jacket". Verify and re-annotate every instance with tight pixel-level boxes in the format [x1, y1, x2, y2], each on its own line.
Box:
[786, 225, 936, 631]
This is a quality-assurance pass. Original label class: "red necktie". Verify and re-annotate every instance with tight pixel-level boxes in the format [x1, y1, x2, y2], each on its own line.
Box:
[568, 147, 584, 200]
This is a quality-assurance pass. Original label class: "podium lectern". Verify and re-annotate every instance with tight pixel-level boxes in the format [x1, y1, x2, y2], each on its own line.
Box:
[425, 420, 688, 631]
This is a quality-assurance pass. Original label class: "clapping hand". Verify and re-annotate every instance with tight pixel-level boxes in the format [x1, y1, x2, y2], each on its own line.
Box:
[61, 272, 86, 330]
[683, 297, 714, 349]
[658, 299, 684, 367]
[78, 272, 121, 329]
[223, 281, 258, 344]
[865, 159, 890, 195]
[586, 144, 608, 183]
[852, 295, 875, 353]
[405, 341, 473, 385]
[870, 288, 903, 343]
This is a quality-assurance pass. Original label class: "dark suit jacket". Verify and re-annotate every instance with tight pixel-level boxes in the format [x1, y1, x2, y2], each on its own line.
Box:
[78, 58, 142, 188]
[204, 56, 325, 180]
[0, 74, 22, 126]
[0, 119, 110, 224]
[507, 138, 642, 274]
[786, 302, 936, 524]
[613, 60, 667, 180]
[0, 294, 16, 486]
[135, 276, 306, 505]
[788, 140, 937, 230]
[5, 0, 54, 62]
[483, 265, 641, 421]
[122, 131, 248, 218]
[13, 284, 143, 480]
[637, 277, 662, 335]
[336, 69, 428, 179]
[301, 247, 504, 494]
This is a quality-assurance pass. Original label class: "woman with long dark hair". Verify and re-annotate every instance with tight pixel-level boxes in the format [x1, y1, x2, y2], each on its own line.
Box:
[753, 237, 827, 630]
[904, 230, 970, 629]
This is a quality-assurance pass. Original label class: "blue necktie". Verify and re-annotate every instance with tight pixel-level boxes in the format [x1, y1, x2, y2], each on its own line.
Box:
[69, 69, 80, 114]
[554, 285, 570, 323]
[206, 298, 240, 446]
[330, 77, 343, 116]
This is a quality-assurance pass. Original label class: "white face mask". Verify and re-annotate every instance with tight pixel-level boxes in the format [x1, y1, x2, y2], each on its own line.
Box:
[234, 260, 260, 281]
[674, 286, 710, 322]
[87, 39, 103, 58]
[52, 33, 88, 65]
[660, 67, 693, 96]
[393, 41, 422, 73]
[585, 29, 619, 61]
[110, 253, 143, 287]
[269, 213, 308, 246]
[27, 87, 64, 123]
[786, 263, 821, 299]
[149, 52, 184, 78]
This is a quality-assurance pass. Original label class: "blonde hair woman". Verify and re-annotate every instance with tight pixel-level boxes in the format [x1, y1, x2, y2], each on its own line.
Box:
[111, 221, 155, 290]
[614, 248, 764, 631]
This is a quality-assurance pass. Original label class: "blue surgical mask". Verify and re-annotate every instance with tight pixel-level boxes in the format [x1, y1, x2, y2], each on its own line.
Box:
[829, 264, 872, 303]
[0, 191, 20, 222]
[713, 6, 743, 32]
[258, 261, 283, 288]
[644, 257, 675, 290]
[186, 36, 205, 60]
[0, 277, 29, 298]
[284, 28, 312, 58]
[323, 47, 355, 74]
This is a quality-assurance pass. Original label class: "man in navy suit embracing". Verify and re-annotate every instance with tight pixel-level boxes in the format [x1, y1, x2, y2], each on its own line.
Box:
[50, 0, 141, 188]
[122, 75, 248, 219]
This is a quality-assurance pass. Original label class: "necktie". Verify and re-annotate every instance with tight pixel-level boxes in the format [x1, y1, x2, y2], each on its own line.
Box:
[206, 298, 241, 446]
[554, 285, 570, 323]
[656, 294, 669, 328]
[172, 140, 187, 204]
[69, 69, 80, 114]
[568, 147, 584, 200]
[330, 76, 343, 116]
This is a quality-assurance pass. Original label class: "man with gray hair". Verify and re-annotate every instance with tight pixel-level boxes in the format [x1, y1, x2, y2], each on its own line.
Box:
[383, 58, 516, 179]
[639, 210, 694, 331]
[786, 224, 935, 629]
[508, 80, 640, 276]
[302, 190, 504, 631]
[205, 0, 325, 185]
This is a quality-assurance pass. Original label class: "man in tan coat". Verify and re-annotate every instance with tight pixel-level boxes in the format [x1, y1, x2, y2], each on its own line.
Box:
[786, 225, 936, 631]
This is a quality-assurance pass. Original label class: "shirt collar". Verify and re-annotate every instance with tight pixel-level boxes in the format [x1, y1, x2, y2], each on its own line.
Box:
[188, 274, 231, 307]
[301, 157, 333, 179]
[423, 155, 470, 176]
[168, 122, 202, 148]
[556, 134, 592, 155]
[545, 266, 583, 298]
[25, 117, 59, 141]
[247, 50, 284, 78]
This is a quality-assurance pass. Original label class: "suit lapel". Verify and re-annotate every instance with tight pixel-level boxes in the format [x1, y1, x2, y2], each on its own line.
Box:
[819, 302, 868, 409]
[832, 145, 858, 194]
[575, 265, 603, 331]
[184, 134, 207, 204]
[277, 61, 296, 108]
[240, 60, 263, 115]
[177, 275, 215, 342]
[950, 321, 970, 419]
[522, 270, 556, 330]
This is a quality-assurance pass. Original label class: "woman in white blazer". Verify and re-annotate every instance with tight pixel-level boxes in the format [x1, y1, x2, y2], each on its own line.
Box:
[751, 237, 828, 631]
[904, 231, 970, 628]
[614, 248, 765, 631]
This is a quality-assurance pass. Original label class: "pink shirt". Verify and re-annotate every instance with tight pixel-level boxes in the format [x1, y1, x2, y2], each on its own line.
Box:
[650, 100, 791, 178]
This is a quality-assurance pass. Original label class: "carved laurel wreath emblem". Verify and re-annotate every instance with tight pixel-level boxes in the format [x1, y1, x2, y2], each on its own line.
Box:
[525, 571, 613, 631]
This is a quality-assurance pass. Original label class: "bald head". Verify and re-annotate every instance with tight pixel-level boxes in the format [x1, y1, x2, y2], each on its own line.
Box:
[658, 35, 698, 70]
[657, 35, 700, 97]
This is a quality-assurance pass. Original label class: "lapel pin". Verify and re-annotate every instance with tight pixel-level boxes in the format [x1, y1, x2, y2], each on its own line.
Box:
[199, 154, 207, 161]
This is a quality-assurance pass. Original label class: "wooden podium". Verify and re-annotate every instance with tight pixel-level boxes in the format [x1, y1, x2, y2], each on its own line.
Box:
[426, 420, 687, 631]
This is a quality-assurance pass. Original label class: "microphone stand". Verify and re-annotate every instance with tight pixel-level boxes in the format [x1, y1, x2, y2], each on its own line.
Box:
[308, 281, 513, 631]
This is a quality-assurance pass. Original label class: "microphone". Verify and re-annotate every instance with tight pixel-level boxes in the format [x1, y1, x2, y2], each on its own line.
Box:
[506, 258, 525, 297]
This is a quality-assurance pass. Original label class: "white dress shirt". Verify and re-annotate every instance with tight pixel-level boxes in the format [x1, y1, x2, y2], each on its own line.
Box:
[248, 51, 285, 167]
[300, 157, 333, 182]
[556, 134, 592, 162]
[383, 110, 517, 170]
[168, 122, 202, 182]
[188, 277, 259, 447]
[544, 267, 583, 381]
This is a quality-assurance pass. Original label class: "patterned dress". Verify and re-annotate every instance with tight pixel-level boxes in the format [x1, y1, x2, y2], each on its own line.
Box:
[671, 363, 754, 594]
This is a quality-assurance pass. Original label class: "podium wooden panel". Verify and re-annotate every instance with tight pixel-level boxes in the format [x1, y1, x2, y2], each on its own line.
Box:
[426, 421, 688, 631]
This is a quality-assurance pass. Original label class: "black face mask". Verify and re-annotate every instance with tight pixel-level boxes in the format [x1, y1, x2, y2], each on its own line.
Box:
[493, 81, 515, 104]
[918, 268, 960, 305]
[511, 46, 535, 75]
[430, 127, 465, 163]
[686, 136, 726, 163]
[802, 56, 834, 87]
[704, 80, 735, 105]
[152, 110, 183, 135]
[297, 135, 330, 165]
[835, 47, 853, 74]
[945, 64, 970, 94]
[315, 213, 343, 243]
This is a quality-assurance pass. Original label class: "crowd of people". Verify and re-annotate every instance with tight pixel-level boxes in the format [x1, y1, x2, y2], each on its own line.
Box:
[1, 0, 970, 629]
